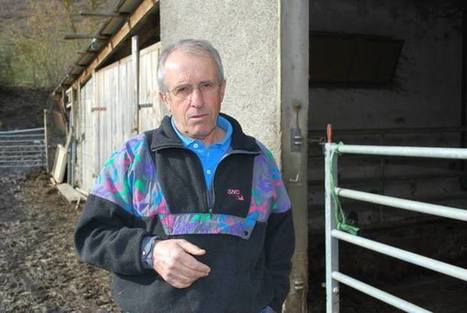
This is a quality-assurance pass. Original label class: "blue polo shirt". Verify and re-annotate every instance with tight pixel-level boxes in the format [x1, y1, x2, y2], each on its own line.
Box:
[171, 116, 233, 190]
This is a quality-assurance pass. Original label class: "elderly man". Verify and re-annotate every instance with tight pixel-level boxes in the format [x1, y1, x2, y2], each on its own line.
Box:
[74, 39, 295, 313]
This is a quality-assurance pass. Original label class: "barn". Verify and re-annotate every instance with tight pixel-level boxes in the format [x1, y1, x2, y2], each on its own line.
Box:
[54, 0, 467, 312]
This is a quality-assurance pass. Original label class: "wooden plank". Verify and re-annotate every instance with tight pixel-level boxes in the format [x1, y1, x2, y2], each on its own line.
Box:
[51, 144, 68, 183]
[76, 0, 158, 87]
[138, 42, 161, 132]
[57, 183, 84, 203]
[80, 77, 95, 192]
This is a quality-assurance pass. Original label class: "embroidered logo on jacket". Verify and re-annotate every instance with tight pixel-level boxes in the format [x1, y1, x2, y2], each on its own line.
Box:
[226, 188, 245, 201]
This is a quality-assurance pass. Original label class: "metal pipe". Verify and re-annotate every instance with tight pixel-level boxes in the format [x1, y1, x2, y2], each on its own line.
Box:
[64, 34, 108, 40]
[79, 11, 127, 18]
[332, 230, 467, 283]
[335, 144, 467, 159]
[326, 124, 333, 143]
[309, 192, 467, 213]
[462, 11, 467, 171]
[44, 109, 49, 172]
[325, 143, 340, 313]
[309, 126, 467, 136]
[0, 139, 45, 144]
[331, 272, 432, 313]
[336, 187, 467, 222]
[0, 134, 44, 138]
[0, 160, 44, 164]
[0, 155, 45, 160]
[0, 151, 44, 155]
[0, 164, 45, 168]
[0, 145, 46, 149]
[0, 128, 44, 134]
[308, 172, 463, 186]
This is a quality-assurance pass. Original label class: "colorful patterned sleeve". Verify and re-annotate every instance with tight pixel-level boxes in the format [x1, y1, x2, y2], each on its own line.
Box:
[74, 134, 151, 275]
[256, 142, 292, 214]
[256, 142, 295, 313]
[91, 135, 148, 213]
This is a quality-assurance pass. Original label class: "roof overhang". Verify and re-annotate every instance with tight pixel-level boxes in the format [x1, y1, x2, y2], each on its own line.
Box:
[54, 0, 159, 95]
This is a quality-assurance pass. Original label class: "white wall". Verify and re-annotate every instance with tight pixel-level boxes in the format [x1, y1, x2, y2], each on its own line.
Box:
[160, 0, 282, 162]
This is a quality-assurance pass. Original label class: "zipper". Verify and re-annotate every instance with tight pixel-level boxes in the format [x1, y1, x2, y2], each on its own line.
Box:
[207, 149, 260, 218]
[154, 144, 259, 218]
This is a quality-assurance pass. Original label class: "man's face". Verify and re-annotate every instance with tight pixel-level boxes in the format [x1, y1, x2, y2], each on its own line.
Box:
[160, 50, 226, 142]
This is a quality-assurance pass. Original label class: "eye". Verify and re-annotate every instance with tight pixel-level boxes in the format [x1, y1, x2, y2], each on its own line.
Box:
[173, 85, 191, 97]
[199, 81, 215, 90]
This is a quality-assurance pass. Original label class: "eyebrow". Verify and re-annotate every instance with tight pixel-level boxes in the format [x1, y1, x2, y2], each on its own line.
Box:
[173, 79, 216, 88]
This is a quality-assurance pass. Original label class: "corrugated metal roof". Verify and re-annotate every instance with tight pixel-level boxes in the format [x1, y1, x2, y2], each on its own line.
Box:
[54, 0, 145, 95]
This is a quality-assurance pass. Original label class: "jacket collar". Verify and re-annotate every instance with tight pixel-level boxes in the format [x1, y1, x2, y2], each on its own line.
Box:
[150, 113, 260, 153]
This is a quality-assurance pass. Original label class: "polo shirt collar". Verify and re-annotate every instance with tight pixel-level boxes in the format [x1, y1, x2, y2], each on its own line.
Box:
[170, 115, 233, 147]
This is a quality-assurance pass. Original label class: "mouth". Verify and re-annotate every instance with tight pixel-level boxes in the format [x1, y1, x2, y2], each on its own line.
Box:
[188, 113, 208, 120]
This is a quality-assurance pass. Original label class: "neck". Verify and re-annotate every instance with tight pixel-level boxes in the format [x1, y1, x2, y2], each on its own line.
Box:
[200, 127, 224, 145]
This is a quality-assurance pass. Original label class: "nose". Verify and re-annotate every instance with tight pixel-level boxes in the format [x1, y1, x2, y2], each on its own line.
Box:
[189, 86, 204, 108]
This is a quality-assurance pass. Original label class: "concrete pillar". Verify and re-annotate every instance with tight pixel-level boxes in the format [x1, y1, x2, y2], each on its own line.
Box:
[280, 1, 309, 312]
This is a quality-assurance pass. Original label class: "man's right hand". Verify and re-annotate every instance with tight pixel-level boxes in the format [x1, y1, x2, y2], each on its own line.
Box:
[152, 239, 211, 289]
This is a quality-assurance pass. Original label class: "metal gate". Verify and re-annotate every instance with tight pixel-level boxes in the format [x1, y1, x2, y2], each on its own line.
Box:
[0, 127, 48, 169]
[324, 139, 467, 312]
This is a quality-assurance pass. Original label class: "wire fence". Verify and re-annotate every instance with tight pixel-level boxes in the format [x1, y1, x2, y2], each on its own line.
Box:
[0, 127, 48, 169]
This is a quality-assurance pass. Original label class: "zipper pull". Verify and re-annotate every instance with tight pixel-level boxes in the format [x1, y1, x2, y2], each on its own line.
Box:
[209, 208, 213, 219]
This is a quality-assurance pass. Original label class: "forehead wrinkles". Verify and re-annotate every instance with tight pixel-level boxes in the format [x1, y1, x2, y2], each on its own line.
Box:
[165, 52, 217, 84]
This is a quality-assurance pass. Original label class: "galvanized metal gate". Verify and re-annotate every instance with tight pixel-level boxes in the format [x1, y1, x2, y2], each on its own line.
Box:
[0, 127, 48, 169]
[324, 141, 467, 313]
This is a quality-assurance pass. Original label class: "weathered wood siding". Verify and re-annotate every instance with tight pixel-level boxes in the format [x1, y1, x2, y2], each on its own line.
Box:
[139, 42, 163, 131]
[78, 77, 96, 191]
[94, 56, 134, 182]
[77, 42, 162, 192]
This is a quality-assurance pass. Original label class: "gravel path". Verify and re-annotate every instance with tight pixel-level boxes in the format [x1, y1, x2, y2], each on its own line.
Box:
[0, 171, 121, 313]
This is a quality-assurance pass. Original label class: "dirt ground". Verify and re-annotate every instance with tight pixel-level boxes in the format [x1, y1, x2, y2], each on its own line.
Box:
[0, 170, 121, 313]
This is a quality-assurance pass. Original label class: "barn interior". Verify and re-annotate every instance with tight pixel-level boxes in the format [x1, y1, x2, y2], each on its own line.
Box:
[307, 0, 467, 311]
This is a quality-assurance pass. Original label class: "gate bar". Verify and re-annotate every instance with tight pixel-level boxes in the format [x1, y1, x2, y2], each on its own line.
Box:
[0, 127, 44, 134]
[335, 187, 467, 222]
[332, 230, 467, 282]
[336, 144, 467, 159]
[331, 272, 432, 313]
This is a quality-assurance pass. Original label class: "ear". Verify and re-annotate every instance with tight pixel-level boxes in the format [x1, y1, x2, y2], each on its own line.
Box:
[159, 91, 171, 113]
[219, 80, 226, 103]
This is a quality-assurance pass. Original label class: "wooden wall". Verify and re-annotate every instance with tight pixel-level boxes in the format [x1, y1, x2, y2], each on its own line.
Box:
[76, 42, 161, 192]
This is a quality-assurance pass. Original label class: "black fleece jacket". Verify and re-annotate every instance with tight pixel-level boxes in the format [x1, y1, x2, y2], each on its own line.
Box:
[74, 114, 295, 313]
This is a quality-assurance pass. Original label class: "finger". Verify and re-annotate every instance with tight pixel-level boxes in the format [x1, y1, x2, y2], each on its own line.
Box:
[159, 257, 207, 289]
[153, 241, 210, 277]
[177, 252, 211, 275]
[177, 239, 206, 256]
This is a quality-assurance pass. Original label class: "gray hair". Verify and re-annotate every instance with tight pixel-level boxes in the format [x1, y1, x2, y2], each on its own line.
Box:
[157, 39, 225, 91]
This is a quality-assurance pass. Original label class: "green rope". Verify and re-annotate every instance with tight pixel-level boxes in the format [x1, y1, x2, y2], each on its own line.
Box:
[328, 142, 359, 235]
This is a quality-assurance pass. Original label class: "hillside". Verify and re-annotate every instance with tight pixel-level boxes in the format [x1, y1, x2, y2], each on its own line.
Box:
[0, 0, 118, 88]
[0, 0, 117, 130]
[0, 0, 28, 33]
[0, 86, 50, 130]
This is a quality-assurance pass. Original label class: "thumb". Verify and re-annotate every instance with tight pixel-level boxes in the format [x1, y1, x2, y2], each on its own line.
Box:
[177, 239, 206, 256]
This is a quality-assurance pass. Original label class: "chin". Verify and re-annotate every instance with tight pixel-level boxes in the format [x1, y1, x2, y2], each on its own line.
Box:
[191, 127, 215, 139]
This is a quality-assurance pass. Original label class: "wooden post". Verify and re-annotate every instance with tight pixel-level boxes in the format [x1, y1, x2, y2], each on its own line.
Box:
[132, 35, 140, 134]
[43, 109, 49, 172]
